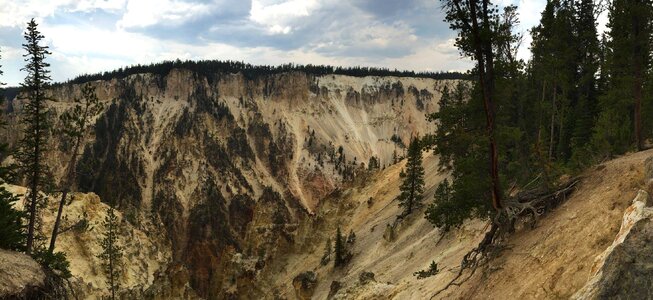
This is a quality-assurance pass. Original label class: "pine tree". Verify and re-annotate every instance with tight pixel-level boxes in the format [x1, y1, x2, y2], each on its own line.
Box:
[0, 178, 23, 251]
[320, 237, 331, 266]
[0, 49, 26, 251]
[49, 84, 103, 253]
[569, 0, 601, 167]
[16, 18, 53, 254]
[441, 0, 503, 210]
[425, 82, 494, 230]
[397, 136, 425, 216]
[98, 207, 123, 300]
[333, 226, 346, 267]
[593, 0, 652, 155]
[367, 156, 380, 170]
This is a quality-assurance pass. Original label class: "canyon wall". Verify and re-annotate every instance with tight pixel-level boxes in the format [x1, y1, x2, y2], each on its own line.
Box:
[7, 69, 447, 298]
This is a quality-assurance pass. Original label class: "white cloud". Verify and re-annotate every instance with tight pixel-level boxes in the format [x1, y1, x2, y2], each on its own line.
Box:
[73, 0, 126, 12]
[0, 0, 74, 28]
[514, 0, 545, 61]
[0, 0, 127, 28]
[44, 25, 159, 60]
[117, 0, 211, 29]
[0, 46, 22, 60]
[249, 0, 320, 34]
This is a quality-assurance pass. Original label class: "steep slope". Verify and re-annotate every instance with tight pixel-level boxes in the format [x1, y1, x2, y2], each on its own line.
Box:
[6, 65, 653, 298]
[6, 69, 447, 298]
[268, 148, 653, 299]
[5, 184, 171, 299]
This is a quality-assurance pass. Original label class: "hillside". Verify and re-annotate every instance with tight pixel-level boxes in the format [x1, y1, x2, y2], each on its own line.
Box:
[3, 69, 448, 298]
[264, 149, 653, 299]
[5, 67, 653, 299]
[6, 146, 653, 299]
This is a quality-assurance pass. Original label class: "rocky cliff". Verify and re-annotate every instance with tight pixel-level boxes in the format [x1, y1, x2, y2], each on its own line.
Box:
[5, 69, 653, 299]
[5, 69, 446, 298]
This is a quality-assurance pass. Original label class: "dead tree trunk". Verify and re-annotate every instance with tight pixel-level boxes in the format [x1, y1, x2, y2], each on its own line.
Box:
[49, 136, 82, 253]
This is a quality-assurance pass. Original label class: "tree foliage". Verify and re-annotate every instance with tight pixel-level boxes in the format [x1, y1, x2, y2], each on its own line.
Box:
[333, 226, 351, 268]
[16, 18, 53, 254]
[425, 0, 633, 231]
[320, 237, 332, 266]
[98, 207, 123, 300]
[592, 0, 653, 155]
[0, 48, 25, 251]
[58, 59, 467, 86]
[425, 82, 494, 231]
[397, 136, 425, 217]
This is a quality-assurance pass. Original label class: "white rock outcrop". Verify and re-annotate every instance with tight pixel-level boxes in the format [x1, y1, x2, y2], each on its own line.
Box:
[573, 189, 653, 299]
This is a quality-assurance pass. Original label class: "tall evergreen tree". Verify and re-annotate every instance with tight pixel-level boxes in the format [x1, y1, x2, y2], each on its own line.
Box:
[49, 84, 103, 253]
[98, 207, 123, 300]
[426, 2, 528, 231]
[16, 19, 53, 253]
[397, 136, 425, 216]
[425, 82, 494, 230]
[320, 237, 332, 266]
[0, 48, 26, 251]
[333, 226, 346, 268]
[570, 0, 601, 166]
[593, 0, 652, 155]
[441, 0, 503, 211]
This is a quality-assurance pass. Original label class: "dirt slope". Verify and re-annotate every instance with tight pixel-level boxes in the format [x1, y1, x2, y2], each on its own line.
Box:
[272, 149, 653, 299]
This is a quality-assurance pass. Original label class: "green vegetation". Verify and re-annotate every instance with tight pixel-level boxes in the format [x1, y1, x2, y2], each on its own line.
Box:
[0, 48, 25, 251]
[426, 0, 652, 233]
[414, 261, 439, 279]
[425, 82, 494, 231]
[98, 207, 123, 300]
[592, 0, 652, 156]
[15, 18, 54, 254]
[320, 237, 332, 266]
[32, 248, 72, 278]
[59, 59, 467, 86]
[397, 136, 425, 217]
[333, 226, 352, 268]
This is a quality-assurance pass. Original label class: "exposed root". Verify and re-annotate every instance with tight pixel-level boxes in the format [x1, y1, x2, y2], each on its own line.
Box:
[429, 178, 580, 298]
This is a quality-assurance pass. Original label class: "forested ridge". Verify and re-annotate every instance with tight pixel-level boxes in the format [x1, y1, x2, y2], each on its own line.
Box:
[421, 0, 652, 293]
[55, 59, 467, 87]
[425, 0, 652, 229]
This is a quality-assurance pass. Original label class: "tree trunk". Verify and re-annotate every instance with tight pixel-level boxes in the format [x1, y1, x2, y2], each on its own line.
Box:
[468, 0, 502, 210]
[633, 14, 644, 151]
[453, 0, 502, 210]
[549, 82, 557, 161]
[26, 89, 41, 254]
[49, 136, 82, 253]
[109, 226, 115, 300]
[557, 87, 566, 159]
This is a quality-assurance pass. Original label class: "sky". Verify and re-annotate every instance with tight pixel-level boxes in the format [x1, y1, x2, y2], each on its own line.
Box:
[0, 0, 605, 86]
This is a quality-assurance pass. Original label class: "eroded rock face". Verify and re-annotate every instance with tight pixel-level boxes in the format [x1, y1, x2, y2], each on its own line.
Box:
[6, 69, 446, 298]
[574, 190, 653, 299]
[5, 184, 172, 299]
[0, 249, 45, 298]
